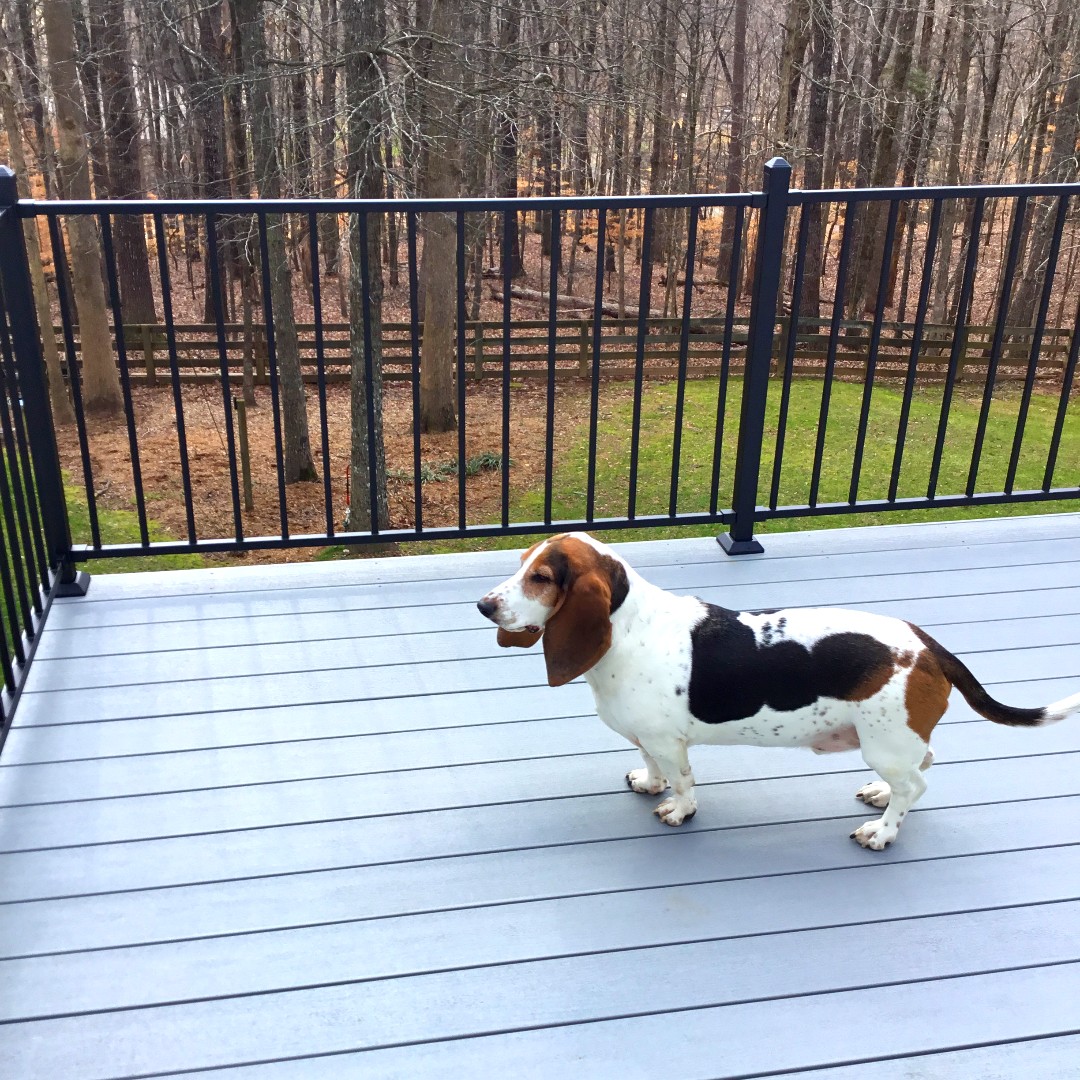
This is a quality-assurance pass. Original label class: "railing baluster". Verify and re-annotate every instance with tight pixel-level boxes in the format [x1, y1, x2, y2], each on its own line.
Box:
[769, 203, 811, 510]
[1005, 193, 1070, 494]
[0, 305, 48, 597]
[358, 211, 381, 534]
[256, 213, 289, 538]
[888, 197, 943, 503]
[0, 172, 82, 594]
[1043, 284, 1080, 491]
[99, 212, 150, 547]
[628, 205, 654, 520]
[669, 207, 699, 518]
[457, 210, 468, 530]
[45, 213, 99, 551]
[967, 195, 1028, 496]
[153, 213, 197, 544]
[205, 213, 244, 543]
[307, 210, 334, 536]
[849, 199, 900, 503]
[809, 200, 857, 506]
[586, 209, 607, 522]
[406, 211, 423, 533]
[501, 209, 514, 528]
[0, 318, 33, 639]
[545, 208, 561, 524]
[710, 205, 744, 516]
[927, 197, 985, 500]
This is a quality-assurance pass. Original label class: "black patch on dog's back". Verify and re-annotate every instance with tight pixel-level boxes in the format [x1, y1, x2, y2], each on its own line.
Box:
[687, 604, 893, 724]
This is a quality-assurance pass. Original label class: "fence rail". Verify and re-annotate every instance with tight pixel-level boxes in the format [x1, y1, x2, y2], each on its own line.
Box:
[56, 316, 1076, 386]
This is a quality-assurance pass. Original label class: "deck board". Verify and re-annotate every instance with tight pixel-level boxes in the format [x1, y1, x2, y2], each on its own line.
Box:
[1, 512, 1078, 1078]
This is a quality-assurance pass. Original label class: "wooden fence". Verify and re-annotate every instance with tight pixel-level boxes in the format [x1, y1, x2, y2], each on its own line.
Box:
[54, 315, 1075, 387]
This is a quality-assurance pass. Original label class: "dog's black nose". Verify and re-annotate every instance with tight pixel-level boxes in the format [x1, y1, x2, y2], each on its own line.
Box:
[477, 598, 498, 619]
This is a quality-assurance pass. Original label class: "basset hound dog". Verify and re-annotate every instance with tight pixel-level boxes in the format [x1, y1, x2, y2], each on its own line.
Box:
[478, 532, 1080, 850]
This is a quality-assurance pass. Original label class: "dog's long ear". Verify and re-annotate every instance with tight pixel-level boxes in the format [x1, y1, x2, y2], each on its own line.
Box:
[542, 569, 614, 686]
[497, 627, 544, 649]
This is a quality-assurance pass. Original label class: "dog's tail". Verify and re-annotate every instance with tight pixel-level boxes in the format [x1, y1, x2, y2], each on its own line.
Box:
[922, 632, 1080, 727]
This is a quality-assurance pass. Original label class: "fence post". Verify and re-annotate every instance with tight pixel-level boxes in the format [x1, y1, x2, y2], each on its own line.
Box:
[141, 323, 157, 385]
[0, 167, 88, 594]
[719, 156, 791, 555]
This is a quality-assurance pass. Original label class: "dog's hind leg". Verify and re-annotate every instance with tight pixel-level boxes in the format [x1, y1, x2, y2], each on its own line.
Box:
[851, 721, 935, 850]
[855, 744, 934, 808]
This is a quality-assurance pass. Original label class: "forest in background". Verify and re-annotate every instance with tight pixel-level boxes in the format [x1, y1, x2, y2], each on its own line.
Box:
[0, 0, 1078, 532]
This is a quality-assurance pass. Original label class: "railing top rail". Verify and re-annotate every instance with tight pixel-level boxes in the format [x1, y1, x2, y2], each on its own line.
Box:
[12, 180, 1080, 218]
[13, 191, 763, 216]
[791, 180, 1080, 204]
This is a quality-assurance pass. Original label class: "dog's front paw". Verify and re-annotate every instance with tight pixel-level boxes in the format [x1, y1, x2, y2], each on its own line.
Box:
[627, 768, 666, 795]
[850, 817, 897, 851]
[855, 781, 891, 808]
[654, 794, 697, 826]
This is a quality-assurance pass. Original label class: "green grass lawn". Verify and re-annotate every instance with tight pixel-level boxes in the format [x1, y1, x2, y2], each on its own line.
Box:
[65, 481, 206, 574]
[423, 377, 1078, 555]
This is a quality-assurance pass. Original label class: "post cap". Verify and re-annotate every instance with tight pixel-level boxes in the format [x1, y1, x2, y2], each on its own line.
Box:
[0, 165, 17, 206]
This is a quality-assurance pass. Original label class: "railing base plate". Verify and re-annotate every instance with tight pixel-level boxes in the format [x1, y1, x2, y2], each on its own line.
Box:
[55, 571, 90, 597]
[717, 533, 764, 556]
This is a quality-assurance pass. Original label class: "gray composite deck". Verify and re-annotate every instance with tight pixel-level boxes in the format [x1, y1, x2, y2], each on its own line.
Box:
[1, 513, 1080, 1078]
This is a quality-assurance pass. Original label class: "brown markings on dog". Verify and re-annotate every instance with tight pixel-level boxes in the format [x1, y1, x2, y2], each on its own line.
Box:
[904, 647, 951, 742]
[840, 657, 896, 702]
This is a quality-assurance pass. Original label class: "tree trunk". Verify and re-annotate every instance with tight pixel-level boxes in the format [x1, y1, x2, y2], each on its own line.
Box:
[89, 0, 157, 322]
[0, 69, 76, 424]
[15, 0, 57, 196]
[343, 0, 389, 530]
[73, 0, 110, 200]
[775, 0, 811, 158]
[799, 0, 833, 316]
[932, 0, 974, 324]
[494, 0, 524, 278]
[848, 0, 919, 314]
[416, 0, 462, 433]
[318, 0, 340, 273]
[233, 0, 317, 482]
[41, 0, 121, 413]
[1010, 7, 1079, 326]
[717, 0, 747, 286]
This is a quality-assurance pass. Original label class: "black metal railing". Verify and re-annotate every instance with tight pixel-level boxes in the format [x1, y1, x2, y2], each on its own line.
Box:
[0, 168, 87, 738]
[0, 157, 1077, 583]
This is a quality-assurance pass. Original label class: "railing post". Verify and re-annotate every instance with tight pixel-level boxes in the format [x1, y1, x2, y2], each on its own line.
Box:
[0, 166, 88, 595]
[719, 156, 791, 555]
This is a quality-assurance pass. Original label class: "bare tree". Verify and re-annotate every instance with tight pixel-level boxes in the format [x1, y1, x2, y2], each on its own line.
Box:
[88, 0, 157, 321]
[41, 0, 122, 412]
[416, 0, 463, 433]
[232, 0, 317, 482]
[343, 0, 389, 529]
[0, 65, 75, 423]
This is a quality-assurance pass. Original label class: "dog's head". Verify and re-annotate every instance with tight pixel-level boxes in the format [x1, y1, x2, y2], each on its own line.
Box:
[477, 533, 629, 686]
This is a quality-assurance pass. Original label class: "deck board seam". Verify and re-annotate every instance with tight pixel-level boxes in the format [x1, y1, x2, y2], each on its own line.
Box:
[27, 613, 1080, 669]
[4, 903, 1080, 1026]
[21, 630, 1080, 691]
[12, 960, 1080, 1077]
[2, 745, 1077, 809]
[3, 791, 1077, 861]
[44, 552, 1080, 627]
[56, 517, 1080, 605]
[4, 836, 1076, 909]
